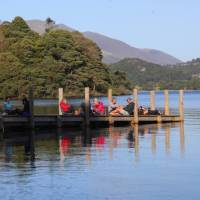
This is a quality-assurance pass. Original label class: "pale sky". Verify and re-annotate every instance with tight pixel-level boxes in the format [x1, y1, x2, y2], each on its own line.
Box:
[1, 0, 200, 61]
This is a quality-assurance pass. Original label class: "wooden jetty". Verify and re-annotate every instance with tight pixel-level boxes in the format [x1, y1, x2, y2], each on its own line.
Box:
[0, 88, 184, 132]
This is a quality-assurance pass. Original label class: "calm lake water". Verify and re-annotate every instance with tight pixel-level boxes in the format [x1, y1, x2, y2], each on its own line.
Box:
[0, 91, 200, 200]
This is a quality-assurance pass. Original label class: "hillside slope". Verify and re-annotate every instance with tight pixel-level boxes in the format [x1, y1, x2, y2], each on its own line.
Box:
[110, 58, 200, 90]
[83, 32, 181, 65]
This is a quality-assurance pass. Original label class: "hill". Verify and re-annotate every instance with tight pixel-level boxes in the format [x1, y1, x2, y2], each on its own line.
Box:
[0, 17, 130, 98]
[110, 58, 200, 90]
[19, 19, 181, 65]
[83, 32, 181, 65]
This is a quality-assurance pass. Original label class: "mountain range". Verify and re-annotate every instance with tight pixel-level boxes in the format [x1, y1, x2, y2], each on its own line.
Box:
[1, 19, 182, 65]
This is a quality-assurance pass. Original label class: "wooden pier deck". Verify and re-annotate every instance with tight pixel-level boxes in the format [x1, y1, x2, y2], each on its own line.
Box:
[0, 87, 184, 132]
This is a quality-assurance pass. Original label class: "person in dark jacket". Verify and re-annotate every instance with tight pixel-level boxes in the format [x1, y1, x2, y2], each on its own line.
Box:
[21, 96, 30, 116]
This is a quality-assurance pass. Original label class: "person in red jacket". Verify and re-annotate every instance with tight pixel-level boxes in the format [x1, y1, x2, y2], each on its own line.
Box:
[92, 98, 105, 115]
[60, 98, 74, 115]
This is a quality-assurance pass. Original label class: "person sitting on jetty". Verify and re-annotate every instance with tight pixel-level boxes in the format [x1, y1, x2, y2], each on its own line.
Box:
[60, 98, 74, 115]
[138, 106, 161, 115]
[3, 97, 14, 115]
[147, 107, 161, 115]
[138, 106, 148, 115]
[92, 98, 105, 116]
[109, 98, 119, 114]
[110, 98, 135, 116]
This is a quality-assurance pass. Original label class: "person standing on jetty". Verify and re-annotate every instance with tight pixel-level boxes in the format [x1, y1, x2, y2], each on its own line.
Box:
[21, 95, 30, 117]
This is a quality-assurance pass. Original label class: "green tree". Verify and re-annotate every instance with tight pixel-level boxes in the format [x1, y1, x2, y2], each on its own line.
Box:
[45, 17, 55, 32]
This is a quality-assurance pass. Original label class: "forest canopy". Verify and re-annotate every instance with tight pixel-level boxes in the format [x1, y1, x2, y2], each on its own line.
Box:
[0, 17, 130, 98]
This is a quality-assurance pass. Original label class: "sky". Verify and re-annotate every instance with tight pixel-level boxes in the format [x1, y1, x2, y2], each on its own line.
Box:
[1, 0, 200, 61]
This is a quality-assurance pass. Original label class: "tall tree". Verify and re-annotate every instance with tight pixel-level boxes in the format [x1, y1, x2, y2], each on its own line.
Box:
[45, 17, 55, 32]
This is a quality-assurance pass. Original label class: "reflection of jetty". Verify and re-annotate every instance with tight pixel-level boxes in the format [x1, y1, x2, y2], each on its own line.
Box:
[0, 123, 185, 164]
[0, 88, 184, 132]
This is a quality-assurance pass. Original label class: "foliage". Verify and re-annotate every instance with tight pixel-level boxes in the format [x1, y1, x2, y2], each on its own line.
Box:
[0, 17, 130, 98]
[110, 58, 200, 90]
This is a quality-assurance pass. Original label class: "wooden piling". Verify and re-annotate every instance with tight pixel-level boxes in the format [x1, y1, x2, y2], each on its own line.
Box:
[29, 87, 35, 129]
[108, 88, 112, 112]
[85, 87, 90, 126]
[164, 90, 169, 115]
[132, 89, 139, 124]
[150, 91, 155, 111]
[58, 88, 63, 115]
[108, 89, 113, 125]
[179, 90, 184, 121]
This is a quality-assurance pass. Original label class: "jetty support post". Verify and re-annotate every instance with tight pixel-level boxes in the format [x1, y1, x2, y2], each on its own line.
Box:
[108, 88, 113, 125]
[58, 88, 63, 128]
[108, 88, 112, 113]
[150, 91, 155, 111]
[84, 87, 90, 126]
[58, 88, 63, 116]
[179, 90, 184, 121]
[29, 87, 35, 129]
[132, 89, 139, 124]
[164, 90, 170, 115]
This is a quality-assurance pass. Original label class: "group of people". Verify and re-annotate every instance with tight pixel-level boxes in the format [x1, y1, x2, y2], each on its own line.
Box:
[1, 96, 160, 117]
[109, 97, 161, 116]
[2, 96, 30, 116]
[59, 97, 161, 116]
[59, 97, 106, 116]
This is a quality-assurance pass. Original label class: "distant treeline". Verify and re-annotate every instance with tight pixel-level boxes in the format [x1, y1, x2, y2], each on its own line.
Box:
[110, 58, 200, 90]
[0, 17, 131, 98]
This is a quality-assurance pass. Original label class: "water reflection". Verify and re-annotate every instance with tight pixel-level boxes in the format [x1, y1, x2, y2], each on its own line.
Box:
[165, 126, 170, 154]
[151, 128, 156, 154]
[180, 122, 185, 155]
[0, 123, 185, 168]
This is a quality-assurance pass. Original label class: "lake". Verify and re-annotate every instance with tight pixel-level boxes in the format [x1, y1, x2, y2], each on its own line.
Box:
[0, 91, 200, 200]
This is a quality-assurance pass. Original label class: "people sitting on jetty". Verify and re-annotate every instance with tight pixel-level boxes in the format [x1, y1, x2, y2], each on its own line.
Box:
[60, 98, 74, 115]
[109, 98, 119, 113]
[92, 98, 105, 115]
[110, 98, 135, 116]
[119, 98, 135, 116]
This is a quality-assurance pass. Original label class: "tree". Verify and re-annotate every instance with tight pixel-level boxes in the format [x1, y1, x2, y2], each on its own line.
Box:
[45, 17, 55, 32]
[0, 17, 131, 98]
